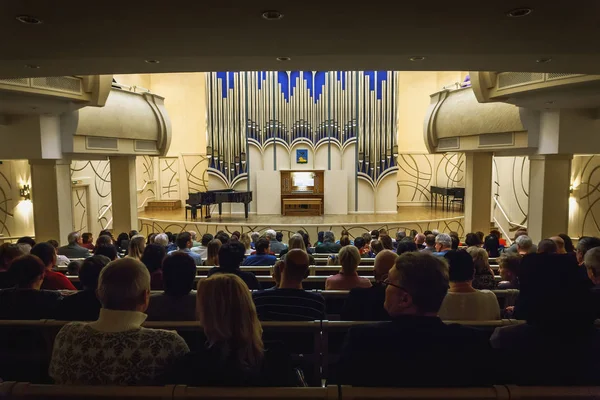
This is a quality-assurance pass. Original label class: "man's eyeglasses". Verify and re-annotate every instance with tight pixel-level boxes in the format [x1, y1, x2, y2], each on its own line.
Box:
[382, 278, 404, 290]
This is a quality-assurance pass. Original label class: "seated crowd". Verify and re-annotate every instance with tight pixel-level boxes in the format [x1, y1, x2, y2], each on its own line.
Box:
[0, 226, 599, 387]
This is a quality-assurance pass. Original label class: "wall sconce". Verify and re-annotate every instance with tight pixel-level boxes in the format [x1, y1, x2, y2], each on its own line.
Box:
[20, 184, 31, 200]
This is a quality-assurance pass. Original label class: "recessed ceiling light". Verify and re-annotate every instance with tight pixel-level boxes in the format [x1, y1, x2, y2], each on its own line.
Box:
[506, 7, 533, 17]
[409, 56, 426, 61]
[536, 57, 552, 63]
[276, 56, 291, 62]
[16, 15, 42, 24]
[24, 64, 40, 69]
[144, 59, 160, 64]
[545, 101, 554, 105]
[262, 10, 284, 20]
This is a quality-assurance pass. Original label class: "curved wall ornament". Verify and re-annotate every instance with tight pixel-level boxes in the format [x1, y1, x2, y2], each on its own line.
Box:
[70, 160, 112, 231]
[572, 155, 600, 238]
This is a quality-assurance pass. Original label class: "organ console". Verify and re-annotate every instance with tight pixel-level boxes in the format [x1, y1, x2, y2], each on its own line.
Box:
[186, 189, 252, 219]
[280, 170, 324, 216]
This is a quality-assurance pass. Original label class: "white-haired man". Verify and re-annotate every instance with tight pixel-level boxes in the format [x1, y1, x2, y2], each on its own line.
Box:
[433, 233, 452, 256]
[57, 231, 91, 259]
[266, 229, 287, 254]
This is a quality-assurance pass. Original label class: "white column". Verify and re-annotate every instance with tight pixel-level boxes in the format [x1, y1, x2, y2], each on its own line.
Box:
[30, 159, 74, 244]
[464, 152, 493, 235]
[527, 154, 572, 244]
[110, 156, 138, 235]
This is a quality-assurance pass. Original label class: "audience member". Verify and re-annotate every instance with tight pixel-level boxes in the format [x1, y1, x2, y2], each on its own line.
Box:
[395, 231, 407, 245]
[559, 233, 575, 253]
[147, 233, 157, 245]
[341, 249, 397, 321]
[280, 234, 315, 264]
[128, 230, 139, 239]
[67, 260, 81, 276]
[243, 238, 277, 266]
[253, 249, 325, 321]
[16, 243, 31, 255]
[300, 232, 312, 253]
[325, 246, 372, 290]
[550, 235, 567, 254]
[94, 234, 113, 249]
[49, 258, 189, 385]
[339, 235, 351, 248]
[209, 242, 260, 290]
[370, 230, 379, 240]
[450, 234, 460, 250]
[141, 243, 167, 290]
[189, 231, 201, 247]
[465, 233, 481, 248]
[0, 243, 24, 288]
[484, 233, 501, 257]
[491, 253, 600, 385]
[168, 273, 295, 386]
[81, 232, 95, 251]
[379, 234, 394, 251]
[146, 252, 197, 321]
[497, 254, 521, 289]
[170, 232, 202, 265]
[433, 233, 452, 256]
[116, 232, 130, 253]
[271, 260, 283, 288]
[424, 230, 433, 236]
[576, 236, 600, 265]
[251, 232, 260, 249]
[47, 239, 70, 266]
[127, 235, 146, 261]
[239, 233, 253, 255]
[0, 255, 63, 320]
[213, 232, 228, 246]
[369, 239, 384, 256]
[537, 238, 558, 254]
[475, 231, 485, 243]
[55, 255, 111, 321]
[316, 231, 325, 246]
[98, 229, 114, 241]
[262, 230, 284, 254]
[204, 239, 222, 266]
[515, 235, 534, 255]
[154, 233, 169, 247]
[506, 229, 537, 254]
[490, 229, 507, 247]
[396, 241, 418, 255]
[94, 244, 118, 261]
[438, 250, 500, 320]
[336, 252, 492, 386]
[353, 237, 370, 257]
[275, 231, 283, 243]
[315, 231, 341, 254]
[31, 242, 76, 290]
[57, 232, 91, 259]
[421, 234, 436, 253]
[467, 246, 496, 290]
[414, 233, 426, 249]
[585, 247, 600, 290]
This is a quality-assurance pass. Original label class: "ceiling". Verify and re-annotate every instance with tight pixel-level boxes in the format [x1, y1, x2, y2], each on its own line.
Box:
[1, 0, 600, 79]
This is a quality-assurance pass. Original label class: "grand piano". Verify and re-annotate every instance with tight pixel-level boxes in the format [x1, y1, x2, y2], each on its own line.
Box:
[187, 189, 253, 219]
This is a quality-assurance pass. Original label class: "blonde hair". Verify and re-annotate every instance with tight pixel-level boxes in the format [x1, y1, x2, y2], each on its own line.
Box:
[97, 258, 150, 310]
[127, 235, 146, 261]
[240, 233, 251, 251]
[467, 246, 492, 275]
[288, 234, 306, 251]
[206, 239, 222, 266]
[197, 274, 264, 368]
[339, 245, 361, 275]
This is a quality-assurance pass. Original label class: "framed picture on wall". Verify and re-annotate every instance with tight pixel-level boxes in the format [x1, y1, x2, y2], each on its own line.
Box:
[296, 149, 308, 164]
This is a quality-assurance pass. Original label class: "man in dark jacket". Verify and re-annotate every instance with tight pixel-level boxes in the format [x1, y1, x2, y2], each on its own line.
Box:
[315, 231, 341, 254]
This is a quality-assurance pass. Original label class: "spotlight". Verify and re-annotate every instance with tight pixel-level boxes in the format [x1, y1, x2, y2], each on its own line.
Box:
[276, 56, 291, 62]
[144, 59, 160, 64]
[506, 8, 533, 17]
[19, 184, 31, 200]
[16, 15, 42, 24]
[262, 10, 284, 20]
[409, 56, 426, 61]
[24, 64, 40, 69]
[536, 58, 552, 63]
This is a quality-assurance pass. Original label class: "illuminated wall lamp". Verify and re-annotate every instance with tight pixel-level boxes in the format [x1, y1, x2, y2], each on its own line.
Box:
[20, 184, 31, 200]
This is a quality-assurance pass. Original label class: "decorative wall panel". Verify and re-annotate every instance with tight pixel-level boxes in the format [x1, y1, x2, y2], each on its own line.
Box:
[571, 155, 600, 238]
[492, 156, 529, 241]
[158, 157, 180, 199]
[181, 154, 208, 193]
[70, 160, 112, 234]
[137, 155, 156, 208]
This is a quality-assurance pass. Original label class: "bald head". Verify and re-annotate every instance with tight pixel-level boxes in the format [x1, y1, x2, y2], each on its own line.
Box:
[374, 249, 398, 281]
[550, 236, 566, 254]
[414, 233, 426, 246]
[281, 249, 310, 286]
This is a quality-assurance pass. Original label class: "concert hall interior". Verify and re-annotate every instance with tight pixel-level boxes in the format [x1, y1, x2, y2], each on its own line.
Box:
[2, 1, 600, 396]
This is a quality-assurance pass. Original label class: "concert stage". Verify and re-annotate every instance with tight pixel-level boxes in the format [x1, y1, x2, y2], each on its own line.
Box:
[138, 206, 465, 239]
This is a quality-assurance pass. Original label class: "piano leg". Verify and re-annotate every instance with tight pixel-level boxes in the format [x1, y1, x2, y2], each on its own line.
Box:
[244, 202, 249, 219]
[218, 203, 222, 216]
[205, 205, 211, 219]
[191, 205, 197, 220]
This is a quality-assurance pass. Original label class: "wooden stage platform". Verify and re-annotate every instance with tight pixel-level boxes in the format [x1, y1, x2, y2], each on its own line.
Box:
[138, 206, 465, 239]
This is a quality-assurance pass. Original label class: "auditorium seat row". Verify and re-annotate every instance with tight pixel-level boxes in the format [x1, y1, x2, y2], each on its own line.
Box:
[1, 382, 598, 399]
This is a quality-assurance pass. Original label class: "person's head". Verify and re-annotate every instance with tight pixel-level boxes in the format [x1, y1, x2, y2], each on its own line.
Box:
[82, 232, 93, 245]
[576, 236, 600, 264]
[425, 234, 436, 248]
[353, 237, 366, 250]
[432, 229, 440, 237]
[206, 239, 222, 265]
[46, 239, 59, 250]
[30, 242, 57, 269]
[272, 260, 284, 287]
[384, 252, 449, 317]
[450, 235, 460, 250]
[281, 249, 310, 287]
[424, 230, 433, 236]
[484, 234, 500, 255]
[251, 232, 260, 244]
[240, 233, 251, 250]
[301, 232, 311, 249]
[255, 237, 270, 255]
[584, 246, 600, 285]
[489, 229, 501, 239]
[116, 232, 129, 248]
[435, 233, 452, 252]
[374, 249, 398, 282]
[339, 235, 351, 247]
[0, 243, 25, 271]
[288, 234, 306, 252]
[414, 233, 426, 246]
[67, 261, 81, 276]
[97, 258, 150, 312]
[215, 231, 230, 244]
[10, 255, 46, 289]
[218, 241, 246, 270]
[189, 231, 197, 241]
[94, 244, 118, 261]
[370, 230, 380, 240]
[163, 252, 197, 296]
[338, 245, 361, 275]
[558, 233, 575, 253]
[465, 233, 482, 247]
[370, 239, 384, 255]
[513, 229, 528, 241]
[475, 231, 484, 242]
[498, 254, 521, 282]
[67, 232, 81, 246]
[467, 246, 491, 275]
[361, 232, 372, 245]
[265, 229, 277, 241]
[128, 230, 139, 239]
[317, 231, 324, 243]
[166, 232, 176, 243]
[79, 255, 111, 290]
[147, 233, 156, 245]
[154, 233, 169, 247]
[275, 231, 283, 242]
[17, 236, 36, 247]
[99, 230, 113, 240]
[140, 243, 166, 274]
[196, 273, 264, 368]
[327, 254, 339, 266]
[550, 236, 566, 254]
[379, 234, 393, 250]
[323, 231, 335, 243]
[515, 235, 533, 254]
[396, 241, 418, 255]
[128, 235, 146, 260]
[95, 235, 113, 247]
[444, 250, 475, 283]
[396, 231, 407, 242]
[176, 232, 193, 250]
[537, 239, 558, 254]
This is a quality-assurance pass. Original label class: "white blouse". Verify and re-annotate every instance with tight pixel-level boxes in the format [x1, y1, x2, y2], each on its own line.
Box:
[438, 290, 500, 321]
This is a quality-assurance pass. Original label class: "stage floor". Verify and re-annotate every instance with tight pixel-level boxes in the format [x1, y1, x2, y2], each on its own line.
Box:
[139, 206, 462, 225]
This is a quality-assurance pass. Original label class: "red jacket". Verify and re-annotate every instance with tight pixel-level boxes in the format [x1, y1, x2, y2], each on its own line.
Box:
[42, 269, 76, 291]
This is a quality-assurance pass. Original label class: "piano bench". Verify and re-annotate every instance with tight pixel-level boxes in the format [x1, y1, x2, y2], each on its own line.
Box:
[185, 205, 198, 220]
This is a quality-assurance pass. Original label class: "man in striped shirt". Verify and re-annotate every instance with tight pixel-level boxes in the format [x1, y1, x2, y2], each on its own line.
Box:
[252, 249, 325, 321]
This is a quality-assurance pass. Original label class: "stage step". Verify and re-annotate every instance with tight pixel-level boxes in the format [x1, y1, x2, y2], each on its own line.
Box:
[145, 200, 181, 211]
